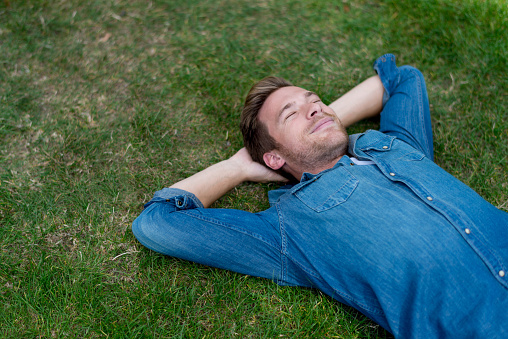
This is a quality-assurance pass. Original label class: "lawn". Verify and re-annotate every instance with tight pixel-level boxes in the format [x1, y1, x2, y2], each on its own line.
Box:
[0, 0, 506, 337]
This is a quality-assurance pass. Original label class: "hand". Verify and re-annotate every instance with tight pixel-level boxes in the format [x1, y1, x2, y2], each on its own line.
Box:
[230, 148, 288, 183]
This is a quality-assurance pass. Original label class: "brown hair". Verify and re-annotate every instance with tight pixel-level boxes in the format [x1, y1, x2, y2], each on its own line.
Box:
[240, 76, 293, 165]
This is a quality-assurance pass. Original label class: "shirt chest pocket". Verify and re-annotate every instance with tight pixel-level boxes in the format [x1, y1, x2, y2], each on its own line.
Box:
[293, 168, 358, 213]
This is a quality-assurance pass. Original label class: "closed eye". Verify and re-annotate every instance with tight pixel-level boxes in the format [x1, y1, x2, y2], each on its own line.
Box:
[284, 111, 296, 121]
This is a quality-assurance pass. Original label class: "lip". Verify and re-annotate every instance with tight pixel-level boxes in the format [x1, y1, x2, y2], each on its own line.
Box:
[310, 117, 335, 134]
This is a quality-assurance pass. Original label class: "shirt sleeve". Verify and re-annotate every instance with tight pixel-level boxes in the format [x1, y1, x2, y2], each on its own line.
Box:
[132, 187, 305, 286]
[373, 54, 434, 160]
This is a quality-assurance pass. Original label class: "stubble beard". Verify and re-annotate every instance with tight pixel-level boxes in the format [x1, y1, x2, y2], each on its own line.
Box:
[277, 114, 349, 174]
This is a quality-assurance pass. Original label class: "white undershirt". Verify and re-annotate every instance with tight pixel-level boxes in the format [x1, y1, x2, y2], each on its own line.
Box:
[350, 157, 375, 166]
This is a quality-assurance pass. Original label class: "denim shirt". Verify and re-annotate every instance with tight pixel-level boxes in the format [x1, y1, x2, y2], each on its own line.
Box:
[132, 55, 508, 338]
[264, 129, 508, 336]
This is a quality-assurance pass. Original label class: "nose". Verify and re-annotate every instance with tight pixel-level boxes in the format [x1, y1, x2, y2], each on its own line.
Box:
[306, 102, 322, 119]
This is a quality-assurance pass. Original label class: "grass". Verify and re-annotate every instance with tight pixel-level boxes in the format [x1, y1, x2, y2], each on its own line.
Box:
[0, 0, 506, 337]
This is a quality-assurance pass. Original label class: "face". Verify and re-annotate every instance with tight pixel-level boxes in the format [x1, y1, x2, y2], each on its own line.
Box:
[258, 86, 349, 175]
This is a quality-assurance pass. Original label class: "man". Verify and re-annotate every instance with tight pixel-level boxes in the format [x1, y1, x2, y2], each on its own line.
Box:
[132, 54, 508, 338]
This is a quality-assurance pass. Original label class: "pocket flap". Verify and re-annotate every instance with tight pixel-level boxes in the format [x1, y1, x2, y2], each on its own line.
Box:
[294, 168, 358, 212]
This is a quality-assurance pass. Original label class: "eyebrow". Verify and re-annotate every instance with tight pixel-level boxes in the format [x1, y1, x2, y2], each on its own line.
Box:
[277, 91, 318, 121]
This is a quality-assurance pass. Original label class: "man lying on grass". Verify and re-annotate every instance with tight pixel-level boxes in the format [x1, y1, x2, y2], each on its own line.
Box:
[132, 54, 508, 338]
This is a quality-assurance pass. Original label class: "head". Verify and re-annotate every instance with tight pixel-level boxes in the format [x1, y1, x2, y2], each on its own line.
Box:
[240, 76, 293, 165]
[241, 76, 349, 180]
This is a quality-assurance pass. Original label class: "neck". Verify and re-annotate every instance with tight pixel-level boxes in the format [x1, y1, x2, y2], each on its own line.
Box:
[285, 155, 344, 181]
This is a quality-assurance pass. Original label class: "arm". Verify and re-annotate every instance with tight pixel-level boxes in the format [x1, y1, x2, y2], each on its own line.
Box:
[132, 150, 289, 284]
[328, 75, 384, 128]
[170, 148, 286, 208]
[374, 55, 434, 160]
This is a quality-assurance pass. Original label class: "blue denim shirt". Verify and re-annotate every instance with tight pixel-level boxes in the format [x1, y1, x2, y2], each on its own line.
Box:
[132, 55, 508, 338]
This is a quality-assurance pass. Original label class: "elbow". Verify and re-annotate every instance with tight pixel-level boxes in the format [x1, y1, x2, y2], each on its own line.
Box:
[131, 209, 152, 250]
[131, 203, 195, 258]
[131, 205, 170, 255]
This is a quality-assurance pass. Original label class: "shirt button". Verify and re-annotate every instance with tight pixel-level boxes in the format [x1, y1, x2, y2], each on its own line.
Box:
[350, 163, 354, 166]
[176, 200, 183, 207]
[389, 172, 395, 176]
[500, 270, 506, 277]
[427, 196, 433, 201]
[382, 146, 388, 149]
[465, 228, 471, 234]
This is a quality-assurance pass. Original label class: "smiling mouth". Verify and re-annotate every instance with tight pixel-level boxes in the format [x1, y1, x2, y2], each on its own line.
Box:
[310, 117, 335, 134]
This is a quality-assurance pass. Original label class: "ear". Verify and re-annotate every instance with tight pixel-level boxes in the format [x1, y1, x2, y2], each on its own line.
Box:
[263, 151, 286, 170]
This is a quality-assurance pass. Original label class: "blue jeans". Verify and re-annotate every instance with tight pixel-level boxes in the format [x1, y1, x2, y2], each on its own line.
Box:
[133, 54, 508, 338]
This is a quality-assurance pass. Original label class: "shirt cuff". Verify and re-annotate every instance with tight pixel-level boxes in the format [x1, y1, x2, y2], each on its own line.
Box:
[144, 187, 205, 210]
[373, 53, 397, 107]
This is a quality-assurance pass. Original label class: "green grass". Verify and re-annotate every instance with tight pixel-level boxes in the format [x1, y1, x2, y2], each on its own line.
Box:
[0, 0, 506, 337]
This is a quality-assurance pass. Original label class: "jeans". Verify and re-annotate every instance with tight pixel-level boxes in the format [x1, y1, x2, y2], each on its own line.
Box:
[132, 54, 508, 338]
